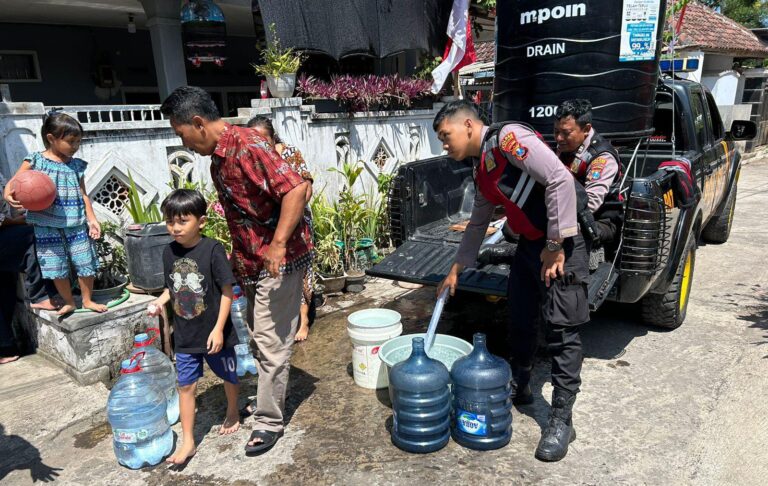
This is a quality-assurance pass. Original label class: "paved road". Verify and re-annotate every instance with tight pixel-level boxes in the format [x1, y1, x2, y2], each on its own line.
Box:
[2, 158, 768, 485]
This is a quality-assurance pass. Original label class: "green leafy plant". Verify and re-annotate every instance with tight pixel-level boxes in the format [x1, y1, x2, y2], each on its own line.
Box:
[94, 221, 128, 290]
[202, 195, 232, 255]
[328, 159, 364, 191]
[251, 23, 304, 77]
[414, 55, 443, 80]
[126, 170, 161, 223]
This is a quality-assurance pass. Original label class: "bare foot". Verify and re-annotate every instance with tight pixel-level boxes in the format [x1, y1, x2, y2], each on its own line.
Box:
[294, 321, 310, 342]
[219, 413, 241, 435]
[31, 299, 59, 311]
[166, 443, 196, 465]
[57, 304, 76, 316]
[0, 356, 19, 365]
[82, 300, 108, 313]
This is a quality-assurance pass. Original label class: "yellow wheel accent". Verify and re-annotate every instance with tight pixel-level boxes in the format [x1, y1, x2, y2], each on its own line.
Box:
[679, 252, 693, 313]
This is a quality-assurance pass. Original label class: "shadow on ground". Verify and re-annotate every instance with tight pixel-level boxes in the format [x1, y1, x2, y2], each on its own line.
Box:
[735, 287, 768, 358]
[0, 424, 62, 483]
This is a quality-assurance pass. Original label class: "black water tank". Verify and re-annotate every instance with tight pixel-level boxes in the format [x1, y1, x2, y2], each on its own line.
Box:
[494, 0, 667, 141]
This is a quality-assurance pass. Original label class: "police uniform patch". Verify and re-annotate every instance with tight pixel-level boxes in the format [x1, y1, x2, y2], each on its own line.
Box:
[485, 154, 497, 172]
[586, 157, 607, 182]
[500, 132, 529, 161]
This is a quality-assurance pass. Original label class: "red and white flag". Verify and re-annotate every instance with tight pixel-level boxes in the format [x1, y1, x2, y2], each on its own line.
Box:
[431, 0, 476, 94]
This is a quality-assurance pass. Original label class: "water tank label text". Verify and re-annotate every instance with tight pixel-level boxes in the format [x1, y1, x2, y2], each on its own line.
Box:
[520, 3, 586, 25]
[527, 42, 566, 58]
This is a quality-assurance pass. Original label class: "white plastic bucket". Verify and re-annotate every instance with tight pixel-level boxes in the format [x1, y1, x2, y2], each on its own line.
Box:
[347, 309, 403, 389]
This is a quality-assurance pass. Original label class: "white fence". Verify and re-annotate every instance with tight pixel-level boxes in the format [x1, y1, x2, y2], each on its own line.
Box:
[1, 98, 445, 224]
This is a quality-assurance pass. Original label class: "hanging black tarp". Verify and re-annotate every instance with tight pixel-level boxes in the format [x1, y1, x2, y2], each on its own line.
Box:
[254, 0, 451, 59]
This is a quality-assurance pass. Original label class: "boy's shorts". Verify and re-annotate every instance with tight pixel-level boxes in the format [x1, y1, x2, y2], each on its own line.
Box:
[34, 224, 99, 279]
[176, 348, 239, 387]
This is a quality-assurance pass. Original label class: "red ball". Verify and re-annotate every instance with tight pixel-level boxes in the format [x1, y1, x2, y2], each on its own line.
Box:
[12, 170, 57, 211]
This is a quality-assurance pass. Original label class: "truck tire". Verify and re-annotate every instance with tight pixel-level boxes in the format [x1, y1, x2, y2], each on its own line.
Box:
[702, 183, 737, 244]
[640, 239, 696, 330]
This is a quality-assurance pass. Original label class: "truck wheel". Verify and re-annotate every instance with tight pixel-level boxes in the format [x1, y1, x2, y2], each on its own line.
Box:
[702, 183, 737, 244]
[640, 240, 696, 329]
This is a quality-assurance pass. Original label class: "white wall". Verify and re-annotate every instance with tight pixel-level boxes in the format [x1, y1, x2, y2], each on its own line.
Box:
[244, 98, 445, 198]
[1, 99, 446, 224]
[703, 70, 742, 106]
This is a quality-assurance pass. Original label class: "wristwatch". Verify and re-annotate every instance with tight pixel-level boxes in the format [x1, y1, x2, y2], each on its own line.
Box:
[545, 239, 563, 252]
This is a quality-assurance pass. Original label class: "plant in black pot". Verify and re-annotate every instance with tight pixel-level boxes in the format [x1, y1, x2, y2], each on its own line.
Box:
[123, 171, 173, 292]
[93, 221, 129, 301]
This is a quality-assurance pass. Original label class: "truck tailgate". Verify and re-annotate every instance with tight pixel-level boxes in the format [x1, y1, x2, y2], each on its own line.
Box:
[367, 240, 509, 296]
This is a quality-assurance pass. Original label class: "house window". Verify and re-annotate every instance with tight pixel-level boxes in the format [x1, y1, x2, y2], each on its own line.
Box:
[0, 51, 41, 82]
[93, 175, 130, 217]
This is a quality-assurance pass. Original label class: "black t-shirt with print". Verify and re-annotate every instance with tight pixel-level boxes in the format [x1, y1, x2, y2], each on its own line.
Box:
[163, 236, 238, 354]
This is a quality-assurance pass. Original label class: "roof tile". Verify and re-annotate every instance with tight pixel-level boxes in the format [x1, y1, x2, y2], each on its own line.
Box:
[673, 1, 768, 57]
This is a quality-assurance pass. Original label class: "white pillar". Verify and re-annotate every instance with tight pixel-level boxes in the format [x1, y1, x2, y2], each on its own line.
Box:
[0, 102, 45, 178]
[140, 0, 187, 100]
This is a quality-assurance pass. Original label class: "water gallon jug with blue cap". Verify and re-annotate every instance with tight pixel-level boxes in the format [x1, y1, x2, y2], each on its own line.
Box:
[133, 328, 179, 424]
[107, 353, 173, 469]
[450, 333, 513, 450]
[231, 285, 258, 377]
[389, 337, 451, 453]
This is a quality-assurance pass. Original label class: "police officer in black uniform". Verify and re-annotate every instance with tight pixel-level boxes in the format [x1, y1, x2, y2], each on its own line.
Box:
[434, 100, 590, 462]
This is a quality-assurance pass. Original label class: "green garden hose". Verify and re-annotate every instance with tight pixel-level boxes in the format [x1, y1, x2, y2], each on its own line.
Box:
[73, 289, 131, 313]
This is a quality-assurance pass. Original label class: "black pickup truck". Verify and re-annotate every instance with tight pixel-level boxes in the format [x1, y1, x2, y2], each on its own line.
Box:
[368, 78, 756, 329]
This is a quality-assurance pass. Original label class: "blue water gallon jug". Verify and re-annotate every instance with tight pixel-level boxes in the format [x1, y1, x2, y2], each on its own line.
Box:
[133, 328, 179, 424]
[450, 333, 513, 450]
[231, 286, 258, 377]
[389, 337, 451, 453]
[107, 353, 173, 469]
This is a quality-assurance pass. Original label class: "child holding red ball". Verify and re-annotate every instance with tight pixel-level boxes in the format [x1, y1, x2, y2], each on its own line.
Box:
[3, 112, 106, 315]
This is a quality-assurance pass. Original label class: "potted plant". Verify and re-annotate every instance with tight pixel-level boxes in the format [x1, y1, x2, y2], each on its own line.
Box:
[314, 235, 346, 294]
[310, 193, 346, 293]
[93, 221, 129, 301]
[123, 171, 172, 292]
[252, 23, 304, 98]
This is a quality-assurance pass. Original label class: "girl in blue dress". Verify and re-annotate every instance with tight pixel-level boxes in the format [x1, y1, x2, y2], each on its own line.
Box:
[3, 113, 106, 315]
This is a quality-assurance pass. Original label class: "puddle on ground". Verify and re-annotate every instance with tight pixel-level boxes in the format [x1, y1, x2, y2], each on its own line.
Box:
[73, 421, 111, 449]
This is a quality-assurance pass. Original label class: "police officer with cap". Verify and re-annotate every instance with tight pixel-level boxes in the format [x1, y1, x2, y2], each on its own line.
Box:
[554, 99, 622, 244]
[434, 100, 589, 462]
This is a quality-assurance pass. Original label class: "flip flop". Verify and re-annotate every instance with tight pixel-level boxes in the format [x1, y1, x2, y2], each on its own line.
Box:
[239, 401, 255, 419]
[244, 429, 281, 455]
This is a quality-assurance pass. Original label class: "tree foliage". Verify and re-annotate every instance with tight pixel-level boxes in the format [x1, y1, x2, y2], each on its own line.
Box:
[697, 0, 768, 28]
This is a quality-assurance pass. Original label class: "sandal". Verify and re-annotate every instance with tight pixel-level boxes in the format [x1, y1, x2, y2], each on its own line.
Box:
[244, 429, 282, 455]
[239, 401, 255, 419]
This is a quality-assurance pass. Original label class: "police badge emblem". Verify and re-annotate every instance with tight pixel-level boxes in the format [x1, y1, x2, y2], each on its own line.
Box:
[500, 132, 528, 161]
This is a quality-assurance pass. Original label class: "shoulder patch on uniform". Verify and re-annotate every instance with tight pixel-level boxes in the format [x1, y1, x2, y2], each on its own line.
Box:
[500, 131, 529, 161]
[587, 157, 607, 181]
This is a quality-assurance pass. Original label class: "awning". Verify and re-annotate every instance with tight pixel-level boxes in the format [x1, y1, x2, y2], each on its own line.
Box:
[254, 0, 451, 59]
[459, 60, 494, 76]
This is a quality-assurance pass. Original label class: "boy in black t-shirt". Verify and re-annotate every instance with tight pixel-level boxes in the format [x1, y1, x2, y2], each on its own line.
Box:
[147, 189, 240, 465]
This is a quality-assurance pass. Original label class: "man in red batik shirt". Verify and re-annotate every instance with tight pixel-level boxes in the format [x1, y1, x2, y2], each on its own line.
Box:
[161, 86, 312, 455]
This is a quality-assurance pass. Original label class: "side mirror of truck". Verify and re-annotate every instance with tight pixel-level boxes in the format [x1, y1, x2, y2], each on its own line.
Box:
[728, 120, 757, 141]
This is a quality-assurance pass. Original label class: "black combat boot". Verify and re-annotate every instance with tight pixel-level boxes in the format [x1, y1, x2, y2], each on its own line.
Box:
[534, 389, 577, 462]
[511, 365, 533, 406]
